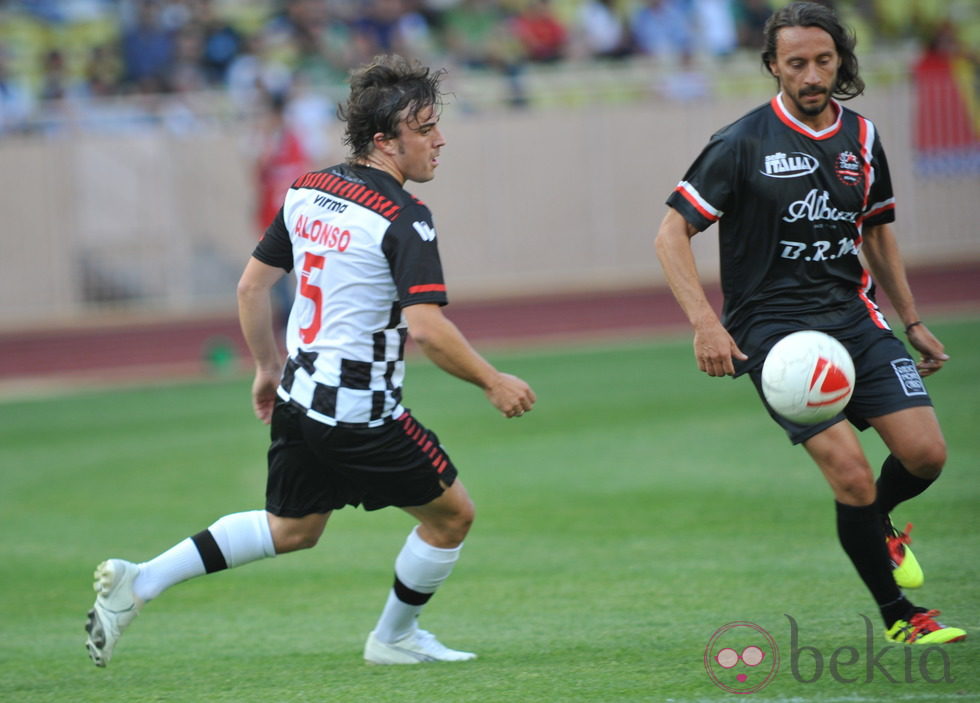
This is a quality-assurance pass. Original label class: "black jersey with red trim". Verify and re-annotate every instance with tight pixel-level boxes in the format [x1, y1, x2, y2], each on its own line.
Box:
[666, 94, 896, 350]
[252, 163, 448, 428]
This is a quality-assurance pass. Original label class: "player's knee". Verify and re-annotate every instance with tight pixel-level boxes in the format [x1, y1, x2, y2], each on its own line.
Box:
[426, 505, 475, 548]
[456, 503, 476, 538]
[290, 531, 322, 552]
[272, 530, 319, 554]
[444, 505, 475, 546]
[902, 439, 947, 480]
[269, 515, 327, 554]
[834, 470, 877, 505]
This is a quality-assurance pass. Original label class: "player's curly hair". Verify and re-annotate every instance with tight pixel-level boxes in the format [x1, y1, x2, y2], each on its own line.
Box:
[761, 1, 865, 100]
[338, 55, 446, 161]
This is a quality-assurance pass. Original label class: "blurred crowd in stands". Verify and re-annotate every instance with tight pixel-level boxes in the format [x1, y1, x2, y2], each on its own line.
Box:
[0, 0, 976, 137]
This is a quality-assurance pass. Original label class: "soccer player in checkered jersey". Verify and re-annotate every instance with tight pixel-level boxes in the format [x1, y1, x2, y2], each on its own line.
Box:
[655, 2, 965, 645]
[85, 55, 536, 667]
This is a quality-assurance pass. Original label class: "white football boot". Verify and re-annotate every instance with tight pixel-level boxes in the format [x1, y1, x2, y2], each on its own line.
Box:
[85, 559, 144, 667]
[364, 627, 477, 664]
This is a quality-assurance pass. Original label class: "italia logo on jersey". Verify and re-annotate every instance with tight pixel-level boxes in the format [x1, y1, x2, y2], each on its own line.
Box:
[760, 151, 819, 178]
[835, 151, 864, 186]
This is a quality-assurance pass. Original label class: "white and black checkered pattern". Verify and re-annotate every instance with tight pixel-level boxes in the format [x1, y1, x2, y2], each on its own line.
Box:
[253, 164, 448, 427]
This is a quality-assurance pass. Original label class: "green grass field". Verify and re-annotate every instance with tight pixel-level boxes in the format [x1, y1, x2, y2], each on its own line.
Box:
[1, 317, 977, 703]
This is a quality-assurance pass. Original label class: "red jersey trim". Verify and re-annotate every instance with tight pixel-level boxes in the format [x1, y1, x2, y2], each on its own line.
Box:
[857, 270, 889, 329]
[857, 116, 874, 204]
[770, 94, 843, 140]
[853, 116, 895, 235]
[293, 171, 403, 220]
[864, 199, 895, 220]
[674, 182, 721, 223]
[408, 284, 447, 294]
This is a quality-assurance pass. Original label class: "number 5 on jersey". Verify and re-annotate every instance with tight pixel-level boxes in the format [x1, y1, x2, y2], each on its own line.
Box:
[299, 252, 325, 344]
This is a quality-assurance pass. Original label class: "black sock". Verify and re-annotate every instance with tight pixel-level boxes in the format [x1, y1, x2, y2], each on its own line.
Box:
[875, 455, 934, 519]
[879, 597, 917, 629]
[835, 501, 912, 627]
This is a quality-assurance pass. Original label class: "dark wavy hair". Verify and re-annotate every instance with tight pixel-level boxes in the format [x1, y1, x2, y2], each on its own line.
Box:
[760, 1, 865, 100]
[338, 55, 446, 161]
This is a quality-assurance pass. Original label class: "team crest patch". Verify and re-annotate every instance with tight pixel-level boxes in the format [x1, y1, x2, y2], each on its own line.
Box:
[891, 358, 927, 396]
[835, 151, 863, 186]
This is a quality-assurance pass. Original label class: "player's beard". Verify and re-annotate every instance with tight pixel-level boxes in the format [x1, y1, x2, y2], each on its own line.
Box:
[792, 87, 830, 117]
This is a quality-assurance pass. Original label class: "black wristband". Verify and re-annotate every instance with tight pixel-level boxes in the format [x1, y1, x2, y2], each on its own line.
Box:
[904, 321, 923, 334]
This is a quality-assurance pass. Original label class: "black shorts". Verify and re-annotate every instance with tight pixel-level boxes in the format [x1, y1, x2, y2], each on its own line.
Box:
[265, 400, 458, 517]
[743, 316, 933, 445]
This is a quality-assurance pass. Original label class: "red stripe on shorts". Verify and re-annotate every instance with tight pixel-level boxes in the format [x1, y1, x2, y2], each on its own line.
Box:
[399, 413, 449, 474]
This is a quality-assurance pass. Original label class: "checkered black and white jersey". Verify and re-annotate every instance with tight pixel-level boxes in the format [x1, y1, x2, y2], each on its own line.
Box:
[252, 163, 448, 427]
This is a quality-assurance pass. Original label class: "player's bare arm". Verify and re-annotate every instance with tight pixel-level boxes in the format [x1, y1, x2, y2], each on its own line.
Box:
[402, 303, 536, 418]
[655, 208, 747, 377]
[237, 256, 287, 423]
[862, 223, 948, 376]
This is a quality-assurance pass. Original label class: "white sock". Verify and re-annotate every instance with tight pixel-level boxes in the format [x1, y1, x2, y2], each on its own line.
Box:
[207, 510, 276, 567]
[372, 526, 462, 643]
[133, 538, 204, 602]
[134, 510, 275, 602]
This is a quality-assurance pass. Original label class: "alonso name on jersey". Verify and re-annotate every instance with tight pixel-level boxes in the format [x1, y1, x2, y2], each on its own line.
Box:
[666, 94, 896, 336]
[253, 164, 448, 428]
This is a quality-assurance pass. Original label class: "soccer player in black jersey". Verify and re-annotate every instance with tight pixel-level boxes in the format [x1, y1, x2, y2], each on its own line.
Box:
[655, 2, 965, 645]
[85, 55, 536, 667]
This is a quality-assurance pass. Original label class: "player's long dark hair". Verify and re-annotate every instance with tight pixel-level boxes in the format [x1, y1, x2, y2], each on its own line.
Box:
[339, 55, 446, 161]
[760, 1, 865, 100]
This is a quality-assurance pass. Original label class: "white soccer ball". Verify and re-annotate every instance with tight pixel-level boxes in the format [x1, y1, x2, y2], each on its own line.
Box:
[761, 330, 855, 424]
